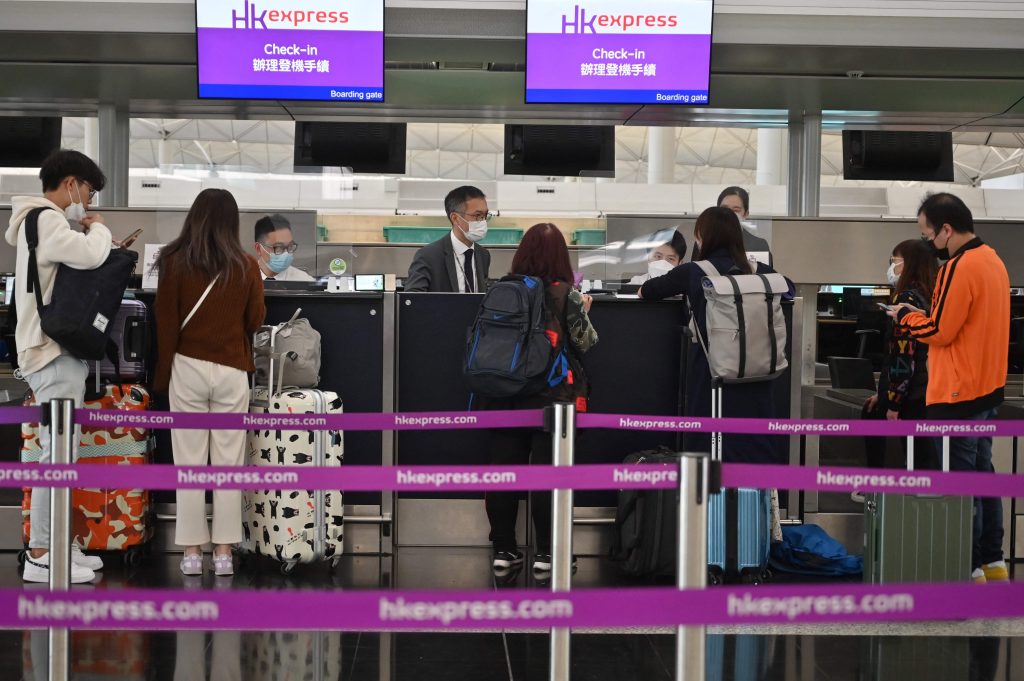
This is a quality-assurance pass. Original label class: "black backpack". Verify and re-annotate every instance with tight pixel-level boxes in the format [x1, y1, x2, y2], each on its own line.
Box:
[464, 275, 570, 400]
[23, 207, 138, 361]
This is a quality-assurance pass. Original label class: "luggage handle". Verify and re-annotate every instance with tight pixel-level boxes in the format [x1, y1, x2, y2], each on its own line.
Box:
[902, 433, 949, 499]
[904, 435, 950, 473]
[708, 378, 723, 493]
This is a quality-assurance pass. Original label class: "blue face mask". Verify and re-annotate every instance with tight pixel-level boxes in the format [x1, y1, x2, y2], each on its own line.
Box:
[261, 245, 294, 274]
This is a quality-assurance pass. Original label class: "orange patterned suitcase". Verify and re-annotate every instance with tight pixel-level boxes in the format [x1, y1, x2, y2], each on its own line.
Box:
[21, 384, 155, 563]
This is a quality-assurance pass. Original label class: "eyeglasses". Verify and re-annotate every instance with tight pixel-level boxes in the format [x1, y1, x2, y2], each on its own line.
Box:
[78, 181, 97, 200]
[262, 242, 298, 255]
[459, 211, 494, 222]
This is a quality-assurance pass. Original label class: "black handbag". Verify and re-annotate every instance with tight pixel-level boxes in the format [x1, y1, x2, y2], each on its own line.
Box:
[24, 207, 138, 361]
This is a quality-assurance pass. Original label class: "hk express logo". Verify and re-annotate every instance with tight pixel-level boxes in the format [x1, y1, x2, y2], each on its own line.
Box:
[560, 5, 678, 34]
[231, 0, 350, 29]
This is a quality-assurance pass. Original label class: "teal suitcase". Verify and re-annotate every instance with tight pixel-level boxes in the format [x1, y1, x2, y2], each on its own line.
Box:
[864, 437, 972, 583]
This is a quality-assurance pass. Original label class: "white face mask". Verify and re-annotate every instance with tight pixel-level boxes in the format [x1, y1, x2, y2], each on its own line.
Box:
[460, 217, 488, 243]
[647, 259, 674, 277]
[64, 184, 86, 224]
[886, 262, 901, 287]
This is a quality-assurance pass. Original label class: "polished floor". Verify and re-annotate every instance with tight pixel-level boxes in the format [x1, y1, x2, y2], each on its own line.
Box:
[2, 549, 1022, 681]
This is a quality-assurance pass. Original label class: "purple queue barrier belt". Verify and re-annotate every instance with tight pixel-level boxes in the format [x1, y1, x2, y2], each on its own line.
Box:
[5, 581, 1024, 631]
[579, 413, 1024, 438]
[69, 408, 546, 432]
[0, 462, 1019, 498]
[0, 407, 42, 425]
[0, 405, 1019, 436]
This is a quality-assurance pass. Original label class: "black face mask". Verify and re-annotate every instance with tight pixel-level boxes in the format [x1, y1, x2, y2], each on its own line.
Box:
[926, 231, 950, 261]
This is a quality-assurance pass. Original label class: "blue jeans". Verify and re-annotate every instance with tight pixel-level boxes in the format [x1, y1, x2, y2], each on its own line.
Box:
[945, 408, 1003, 569]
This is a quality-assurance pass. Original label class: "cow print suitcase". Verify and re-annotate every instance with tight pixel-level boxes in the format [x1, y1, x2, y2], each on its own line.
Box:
[241, 387, 344, 574]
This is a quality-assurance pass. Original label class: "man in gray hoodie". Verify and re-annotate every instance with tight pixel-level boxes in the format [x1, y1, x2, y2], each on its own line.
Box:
[6, 150, 113, 583]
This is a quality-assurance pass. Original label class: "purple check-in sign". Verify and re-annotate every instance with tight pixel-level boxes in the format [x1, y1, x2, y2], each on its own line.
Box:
[526, 0, 713, 104]
[196, 0, 384, 101]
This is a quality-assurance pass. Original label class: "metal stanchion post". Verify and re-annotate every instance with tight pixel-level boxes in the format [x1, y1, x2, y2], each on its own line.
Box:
[48, 398, 74, 681]
[676, 453, 709, 681]
[549, 402, 575, 681]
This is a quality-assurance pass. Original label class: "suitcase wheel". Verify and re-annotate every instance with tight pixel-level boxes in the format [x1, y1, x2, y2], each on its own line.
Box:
[124, 548, 145, 567]
[280, 561, 297, 576]
[740, 568, 770, 585]
[707, 569, 722, 586]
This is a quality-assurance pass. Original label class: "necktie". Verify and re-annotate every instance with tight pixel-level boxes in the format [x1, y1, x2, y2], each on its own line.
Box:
[463, 249, 475, 293]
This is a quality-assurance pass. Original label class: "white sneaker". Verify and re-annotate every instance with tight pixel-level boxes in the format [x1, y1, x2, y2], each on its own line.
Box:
[71, 544, 104, 571]
[23, 552, 96, 584]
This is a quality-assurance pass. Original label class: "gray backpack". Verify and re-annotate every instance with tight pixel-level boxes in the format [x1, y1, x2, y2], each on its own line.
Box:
[690, 260, 788, 383]
[254, 309, 321, 391]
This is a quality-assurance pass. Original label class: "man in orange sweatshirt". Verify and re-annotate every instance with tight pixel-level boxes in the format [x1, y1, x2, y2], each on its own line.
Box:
[893, 192, 1010, 584]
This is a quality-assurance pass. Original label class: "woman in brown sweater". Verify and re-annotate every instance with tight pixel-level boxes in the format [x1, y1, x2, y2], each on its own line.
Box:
[154, 188, 265, 577]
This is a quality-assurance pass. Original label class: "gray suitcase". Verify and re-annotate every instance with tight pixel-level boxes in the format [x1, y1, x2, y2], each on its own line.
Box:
[864, 436, 972, 583]
[92, 298, 149, 382]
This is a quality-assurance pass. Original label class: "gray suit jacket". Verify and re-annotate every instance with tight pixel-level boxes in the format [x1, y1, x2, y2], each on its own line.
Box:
[404, 234, 491, 292]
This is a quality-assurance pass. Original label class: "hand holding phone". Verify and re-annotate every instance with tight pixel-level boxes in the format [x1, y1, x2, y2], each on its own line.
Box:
[876, 302, 892, 312]
[116, 228, 143, 249]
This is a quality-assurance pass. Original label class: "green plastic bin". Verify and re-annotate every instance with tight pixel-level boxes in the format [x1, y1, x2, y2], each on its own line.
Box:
[479, 228, 524, 245]
[383, 227, 451, 244]
[572, 229, 607, 246]
[383, 226, 524, 246]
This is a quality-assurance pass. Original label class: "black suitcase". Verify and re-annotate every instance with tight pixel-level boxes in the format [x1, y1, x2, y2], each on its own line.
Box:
[610, 447, 679, 579]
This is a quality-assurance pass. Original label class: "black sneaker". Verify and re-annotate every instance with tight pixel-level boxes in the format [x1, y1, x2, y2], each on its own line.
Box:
[532, 554, 578, 572]
[493, 550, 525, 570]
[493, 564, 523, 587]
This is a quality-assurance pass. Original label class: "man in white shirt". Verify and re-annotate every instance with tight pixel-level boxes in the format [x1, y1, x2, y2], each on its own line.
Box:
[404, 186, 492, 292]
[254, 214, 315, 283]
[6, 150, 112, 584]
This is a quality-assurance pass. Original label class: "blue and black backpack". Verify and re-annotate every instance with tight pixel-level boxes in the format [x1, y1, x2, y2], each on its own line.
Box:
[769, 524, 863, 577]
[464, 275, 577, 400]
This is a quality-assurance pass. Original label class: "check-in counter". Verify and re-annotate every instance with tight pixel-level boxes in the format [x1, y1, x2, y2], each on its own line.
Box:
[134, 290, 390, 554]
[394, 293, 687, 552]
[0, 289, 798, 555]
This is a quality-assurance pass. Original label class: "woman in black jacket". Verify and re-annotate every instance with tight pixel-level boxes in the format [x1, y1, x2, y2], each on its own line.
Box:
[639, 206, 788, 464]
[863, 239, 938, 469]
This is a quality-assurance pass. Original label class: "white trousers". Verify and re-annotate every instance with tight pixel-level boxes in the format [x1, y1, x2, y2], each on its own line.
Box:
[168, 354, 248, 546]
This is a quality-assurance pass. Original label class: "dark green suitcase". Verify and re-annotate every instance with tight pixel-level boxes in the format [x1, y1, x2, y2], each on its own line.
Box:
[864, 437, 972, 583]
[860, 636, 969, 681]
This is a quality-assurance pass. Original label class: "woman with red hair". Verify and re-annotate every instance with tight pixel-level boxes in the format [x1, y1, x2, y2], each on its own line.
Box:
[486, 223, 598, 577]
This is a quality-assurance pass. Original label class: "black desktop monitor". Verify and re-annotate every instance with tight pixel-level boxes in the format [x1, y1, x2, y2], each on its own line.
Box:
[0, 117, 61, 168]
[294, 122, 406, 174]
[841, 287, 862, 319]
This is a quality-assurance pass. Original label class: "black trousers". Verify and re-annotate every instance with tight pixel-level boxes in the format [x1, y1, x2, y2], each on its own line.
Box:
[485, 428, 552, 553]
[862, 398, 938, 470]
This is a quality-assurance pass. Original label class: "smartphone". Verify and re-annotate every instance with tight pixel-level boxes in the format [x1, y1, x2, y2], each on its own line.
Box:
[120, 228, 143, 248]
[876, 302, 893, 311]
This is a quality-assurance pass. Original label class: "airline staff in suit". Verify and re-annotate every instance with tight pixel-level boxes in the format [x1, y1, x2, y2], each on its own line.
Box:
[404, 185, 492, 292]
